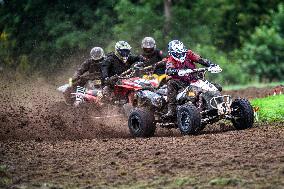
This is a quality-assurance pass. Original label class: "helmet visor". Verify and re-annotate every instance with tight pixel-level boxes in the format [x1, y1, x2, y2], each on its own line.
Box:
[118, 49, 130, 58]
[143, 48, 154, 54]
[172, 51, 187, 60]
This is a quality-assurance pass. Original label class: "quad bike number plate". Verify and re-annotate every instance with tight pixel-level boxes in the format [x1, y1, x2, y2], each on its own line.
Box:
[209, 95, 232, 115]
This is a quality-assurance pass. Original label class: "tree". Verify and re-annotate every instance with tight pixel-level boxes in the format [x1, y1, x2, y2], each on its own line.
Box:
[163, 0, 172, 36]
[215, 0, 283, 51]
[239, 4, 284, 81]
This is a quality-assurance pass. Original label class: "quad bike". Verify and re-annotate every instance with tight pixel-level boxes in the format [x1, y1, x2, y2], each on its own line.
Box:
[128, 65, 254, 137]
[57, 73, 102, 106]
[57, 66, 164, 118]
[142, 72, 167, 88]
[141, 61, 168, 88]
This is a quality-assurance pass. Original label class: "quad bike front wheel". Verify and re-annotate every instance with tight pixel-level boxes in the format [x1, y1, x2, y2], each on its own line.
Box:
[231, 98, 254, 130]
[128, 108, 156, 137]
[177, 104, 201, 135]
[63, 86, 76, 106]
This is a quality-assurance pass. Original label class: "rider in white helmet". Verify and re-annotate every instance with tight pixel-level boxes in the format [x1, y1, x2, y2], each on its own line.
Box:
[163, 40, 219, 118]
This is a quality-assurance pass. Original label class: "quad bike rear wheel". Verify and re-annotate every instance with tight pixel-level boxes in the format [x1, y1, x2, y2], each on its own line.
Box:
[128, 108, 156, 137]
[177, 104, 201, 135]
[231, 98, 254, 130]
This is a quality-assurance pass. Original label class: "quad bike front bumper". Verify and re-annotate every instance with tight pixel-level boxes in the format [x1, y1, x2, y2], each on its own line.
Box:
[209, 95, 232, 115]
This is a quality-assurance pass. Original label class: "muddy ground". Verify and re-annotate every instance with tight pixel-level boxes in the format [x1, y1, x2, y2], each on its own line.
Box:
[0, 76, 283, 188]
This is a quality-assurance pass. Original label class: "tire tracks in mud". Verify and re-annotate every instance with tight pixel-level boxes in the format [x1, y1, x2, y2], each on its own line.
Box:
[0, 124, 283, 188]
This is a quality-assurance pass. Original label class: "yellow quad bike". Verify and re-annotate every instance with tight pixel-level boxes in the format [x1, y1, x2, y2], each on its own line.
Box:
[139, 61, 168, 88]
[142, 73, 167, 88]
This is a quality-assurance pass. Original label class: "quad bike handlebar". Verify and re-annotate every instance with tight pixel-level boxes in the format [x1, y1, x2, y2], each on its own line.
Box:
[178, 65, 222, 76]
[118, 64, 155, 79]
[107, 61, 165, 84]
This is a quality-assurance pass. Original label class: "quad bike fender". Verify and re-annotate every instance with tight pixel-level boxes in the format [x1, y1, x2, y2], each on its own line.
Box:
[57, 84, 70, 93]
[142, 74, 167, 88]
[191, 80, 218, 92]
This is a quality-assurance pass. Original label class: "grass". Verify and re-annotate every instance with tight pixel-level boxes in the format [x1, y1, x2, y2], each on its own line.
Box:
[251, 94, 284, 122]
[0, 164, 12, 187]
[111, 176, 197, 189]
[224, 81, 283, 91]
[209, 177, 242, 186]
[111, 176, 245, 189]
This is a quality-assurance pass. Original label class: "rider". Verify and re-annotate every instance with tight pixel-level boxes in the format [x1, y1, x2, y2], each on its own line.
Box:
[163, 40, 219, 118]
[72, 46, 105, 88]
[101, 41, 143, 86]
[140, 37, 166, 75]
[63, 47, 104, 105]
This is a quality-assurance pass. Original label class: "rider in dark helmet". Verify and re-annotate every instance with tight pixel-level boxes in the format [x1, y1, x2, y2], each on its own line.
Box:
[140, 37, 166, 75]
[101, 41, 143, 86]
[71, 47, 105, 88]
[63, 47, 105, 105]
[163, 40, 221, 119]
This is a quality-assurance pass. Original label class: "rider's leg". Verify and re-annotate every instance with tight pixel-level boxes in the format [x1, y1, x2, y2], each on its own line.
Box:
[211, 82, 222, 92]
[72, 77, 88, 87]
[164, 79, 185, 118]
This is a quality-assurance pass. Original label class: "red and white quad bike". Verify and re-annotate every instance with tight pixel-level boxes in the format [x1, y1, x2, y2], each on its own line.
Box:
[128, 65, 254, 137]
[57, 66, 164, 117]
[57, 77, 102, 107]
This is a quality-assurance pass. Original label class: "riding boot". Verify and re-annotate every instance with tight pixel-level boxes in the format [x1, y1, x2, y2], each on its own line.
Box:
[162, 103, 177, 119]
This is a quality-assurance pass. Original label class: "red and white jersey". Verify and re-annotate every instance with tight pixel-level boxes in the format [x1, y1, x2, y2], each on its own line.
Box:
[166, 49, 201, 83]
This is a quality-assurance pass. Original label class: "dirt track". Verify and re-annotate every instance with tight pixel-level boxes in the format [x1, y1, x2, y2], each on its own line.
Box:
[0, 77, 283, 188]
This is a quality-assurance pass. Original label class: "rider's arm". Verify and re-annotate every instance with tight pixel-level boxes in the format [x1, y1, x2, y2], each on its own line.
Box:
[101, 58, 112, 81]
[197, 58, 215, 67]
[166, 68, 179, 76]
[155, 60, 166, 69]
[153, 59, 166, 75]
[72, 59, 91, 80]
[165, 60, 179, 76]
[187, 50, 215, 67]
[128, 54, 144, 65]
[156, 49, 166, 60]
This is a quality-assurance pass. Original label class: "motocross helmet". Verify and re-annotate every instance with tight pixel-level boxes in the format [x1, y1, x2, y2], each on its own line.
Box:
[115, 41, 131, 63]
[90, 47, 104, 61]
[168, 40, 187, 63]
[141, 37, 156, 55]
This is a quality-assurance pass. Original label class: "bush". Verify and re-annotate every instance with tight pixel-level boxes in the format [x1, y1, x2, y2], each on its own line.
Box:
[238, 4, 284, 82]
[193, 44, 249, 85]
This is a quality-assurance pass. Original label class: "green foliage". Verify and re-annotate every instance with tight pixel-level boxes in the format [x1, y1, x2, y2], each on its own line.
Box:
[0, 0, 283, 83]
[113, 0, 164, 52]
[0, 0, 114, 72]
[173, 177, 196, 187]
[209, 177, 241, 186]
[0, 164, 12, 188]
[251, 94, 284, 122]
[237, 4, 284, 82]
[110, 176, 197, 189]
[194, 44, 249, 84]
[17, 54, 30, 74]
[215, 0, 282, 50]
[171, 0, 223, 46]
[223, 81, 283, 91]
